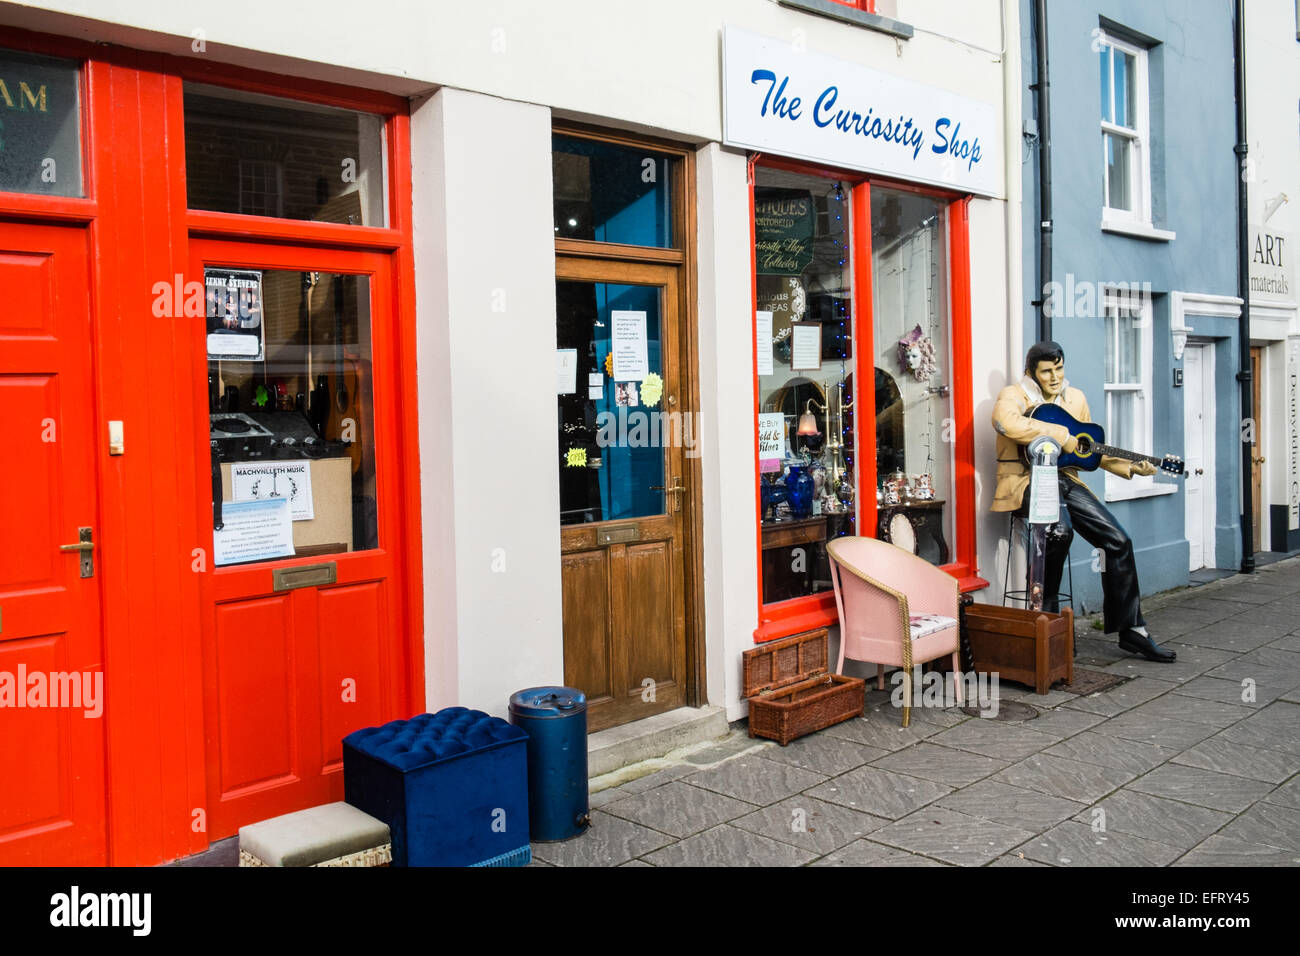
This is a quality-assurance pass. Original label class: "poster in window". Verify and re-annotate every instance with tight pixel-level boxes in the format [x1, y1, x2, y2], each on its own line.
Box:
[206, 268, 265, 361]
[754, 188, 814, 276]
[790, 321, 823, 371]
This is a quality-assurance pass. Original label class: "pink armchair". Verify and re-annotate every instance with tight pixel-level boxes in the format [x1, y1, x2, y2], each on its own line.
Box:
[827, 536, 962, 728]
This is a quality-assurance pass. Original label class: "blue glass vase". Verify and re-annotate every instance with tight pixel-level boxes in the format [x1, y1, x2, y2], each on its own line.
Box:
[787, 465, 815, 519]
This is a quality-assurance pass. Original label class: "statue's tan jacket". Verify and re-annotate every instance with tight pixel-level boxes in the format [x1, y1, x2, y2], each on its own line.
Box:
[991, 382, 1136, 512]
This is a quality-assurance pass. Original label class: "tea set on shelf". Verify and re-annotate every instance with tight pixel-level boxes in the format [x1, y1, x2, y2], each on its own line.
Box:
[877, 469, 936, 506]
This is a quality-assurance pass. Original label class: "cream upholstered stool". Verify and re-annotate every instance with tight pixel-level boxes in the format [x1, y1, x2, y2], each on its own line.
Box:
[238, 802, 391, 867]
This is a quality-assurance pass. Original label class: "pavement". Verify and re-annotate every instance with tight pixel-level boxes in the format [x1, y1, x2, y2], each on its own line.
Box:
[532, 558, 1300, 867]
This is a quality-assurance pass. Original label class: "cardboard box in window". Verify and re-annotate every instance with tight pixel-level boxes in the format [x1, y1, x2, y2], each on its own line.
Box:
[220, 457, 353, 555]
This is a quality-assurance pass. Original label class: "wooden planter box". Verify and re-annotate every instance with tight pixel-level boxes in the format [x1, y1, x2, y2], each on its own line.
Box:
[963, 603, 1074, 694]
[743, 629, 864, 745]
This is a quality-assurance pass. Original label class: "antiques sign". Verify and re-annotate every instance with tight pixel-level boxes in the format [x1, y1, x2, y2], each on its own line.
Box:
[722, 25, 1000, 197]
[0, 50, 82, 196]
[754, 188, 814, 275]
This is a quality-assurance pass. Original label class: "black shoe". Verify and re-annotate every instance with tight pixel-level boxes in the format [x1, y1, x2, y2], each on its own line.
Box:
[1118, 629, 1177, 663]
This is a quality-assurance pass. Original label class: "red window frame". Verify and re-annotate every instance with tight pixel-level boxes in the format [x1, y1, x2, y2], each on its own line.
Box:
[827, 0, 877, 12]
[750, 155, 984, 643]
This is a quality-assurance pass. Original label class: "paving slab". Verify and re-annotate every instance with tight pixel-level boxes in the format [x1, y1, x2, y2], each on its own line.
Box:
[531, 810, 674, 867]
[869, 806, 1035, 866]
[935, 779, 1086, 830]
[820, 711, 943, 750]
[805, 766, 952, 819]
[991, 753, 1136, 803]
[988, 854, 1049, 866]
[1268, 634, 1300, 653]
[1070, 789, 1232, 850]
[1098, 711, 1219, 750]
[1044, 731, 1178, 775]
[1061, 677, 1179, 717]
[683, 754, 827, 805]
[810, 839, 947, 866]
[1017, 821, 1182, 867]
[1141, 607, 1233, 638]
[1171, 623, 1281, 653]
[1123, 694, 1255, 729]
[1126, 764, 1275, 813]
[642, 824, 818, 867]
[1019, 707, 1107, 739]
[926, 718, 1058, 761]
[729, 796, 890, 856]
[1214, 702, 1300, 756]
[599, 780, 758, 838]
[1173, 835, 1300, 867]
[756, 732, 887, 777]
[1171, 736, 1299, 784]
[870, 742, 1010, 788]
[1264, 775, 1300, 810]
[1216, 801, 1300, 851]
[1100, 646, 1235, 684]
[1173, 675, 1285, 706]
[617, 764, 697, 794]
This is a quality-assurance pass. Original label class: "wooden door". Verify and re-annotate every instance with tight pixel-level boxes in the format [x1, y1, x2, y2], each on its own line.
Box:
[0, 221, 108, 865]
[1251, 347, 1263, 553]
[556, 258, 688, 733]
[192, 239, 412, 838]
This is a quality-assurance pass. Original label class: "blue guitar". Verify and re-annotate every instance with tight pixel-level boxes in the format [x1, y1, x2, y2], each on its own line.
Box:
[1022, 404, 1185, 476]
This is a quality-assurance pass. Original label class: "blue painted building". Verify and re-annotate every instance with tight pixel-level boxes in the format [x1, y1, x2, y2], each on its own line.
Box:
[1019, 0, 1243, 611]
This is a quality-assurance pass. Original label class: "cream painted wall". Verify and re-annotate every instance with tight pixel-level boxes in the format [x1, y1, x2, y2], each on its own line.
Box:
[410, 88, 563, 718]
[3, 0, 1019, 719]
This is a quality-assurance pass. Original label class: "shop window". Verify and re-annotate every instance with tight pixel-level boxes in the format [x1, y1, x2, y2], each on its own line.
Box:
[207, 269, 378, 565]
[0, 49, 83, 197]
[870, 187, 953, 565]
[1098, 31, 1150, 226]
[1103, 287, 1155, 501]
[184, 83, 387, 226]
[754, 168, 857, 605]
[552, 135, 675, 247]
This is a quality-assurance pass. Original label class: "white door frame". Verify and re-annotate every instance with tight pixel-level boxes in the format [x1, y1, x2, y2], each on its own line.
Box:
[1183, 341, 1216, 570]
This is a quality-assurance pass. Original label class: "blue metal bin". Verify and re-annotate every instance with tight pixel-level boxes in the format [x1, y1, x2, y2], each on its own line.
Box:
[508, 687, 591, 842]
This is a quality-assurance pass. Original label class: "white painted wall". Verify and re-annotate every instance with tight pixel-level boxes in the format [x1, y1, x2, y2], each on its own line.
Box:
[1246, 1, 1300, 551]
[411, 88, 563, 718]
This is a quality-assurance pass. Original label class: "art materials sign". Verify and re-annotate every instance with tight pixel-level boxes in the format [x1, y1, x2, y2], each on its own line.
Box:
[722, 25, 1000, 197]
[1250, 226, 1294, 304]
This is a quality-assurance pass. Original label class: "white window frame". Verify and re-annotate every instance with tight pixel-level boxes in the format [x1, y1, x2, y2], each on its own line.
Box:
[1102, 287, 1170, 501]
[1098, 31, 1163, 238]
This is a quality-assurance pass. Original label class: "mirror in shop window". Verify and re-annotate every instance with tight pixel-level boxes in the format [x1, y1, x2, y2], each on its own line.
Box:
[207, 269, 378, 567]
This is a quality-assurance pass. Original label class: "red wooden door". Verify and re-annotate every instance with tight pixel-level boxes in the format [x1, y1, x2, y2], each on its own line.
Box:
[191, 238, 413, 839]
[0, 221, 108, 865]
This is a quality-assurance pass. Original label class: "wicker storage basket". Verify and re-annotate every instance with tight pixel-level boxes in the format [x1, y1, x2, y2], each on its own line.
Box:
[743, 629, 865, 746]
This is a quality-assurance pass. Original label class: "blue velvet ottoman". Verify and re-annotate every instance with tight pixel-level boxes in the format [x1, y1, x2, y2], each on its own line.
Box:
[343, 708, 531, 867]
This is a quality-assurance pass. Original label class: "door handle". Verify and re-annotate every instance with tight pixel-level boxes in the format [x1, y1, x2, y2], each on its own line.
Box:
[650, 477, 686, 512]
[1252, 457, 1265, 464]
[1194, 468, 1204, 475]
[59, 527, 95, 578]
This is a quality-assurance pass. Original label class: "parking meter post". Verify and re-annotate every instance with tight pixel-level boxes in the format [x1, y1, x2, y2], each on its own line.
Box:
[1025, 437, 1062, 614]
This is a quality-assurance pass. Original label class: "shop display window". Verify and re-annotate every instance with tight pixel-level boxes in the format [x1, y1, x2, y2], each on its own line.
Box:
[184, 83, 387, 227]
[0, 48, 83, 197]
[552, 134, 675, 247]
[754, 168, 857, 604]
[870, 187, 953, 566]
[206, 269, 378, 566]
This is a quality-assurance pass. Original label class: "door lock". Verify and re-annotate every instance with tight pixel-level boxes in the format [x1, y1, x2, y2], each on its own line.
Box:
[59, 527, 94, 578]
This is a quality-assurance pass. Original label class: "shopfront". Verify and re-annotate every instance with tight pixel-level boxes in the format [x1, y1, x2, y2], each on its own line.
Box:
[0, 29, 422, 865]
[723, 26, 996, 646]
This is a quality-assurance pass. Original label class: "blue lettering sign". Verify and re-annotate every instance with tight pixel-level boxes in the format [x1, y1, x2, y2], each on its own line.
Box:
[932, 118, 982, 171]
[750, 70, 801, 120]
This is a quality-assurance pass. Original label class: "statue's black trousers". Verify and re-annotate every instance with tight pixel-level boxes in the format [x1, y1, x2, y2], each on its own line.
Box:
[1016, 476, 1145, 634]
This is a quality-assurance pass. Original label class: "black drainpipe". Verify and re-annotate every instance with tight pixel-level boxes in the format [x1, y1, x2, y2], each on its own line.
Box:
[1234, 0, 1255, 574]
[1032, 0, 1053, 342]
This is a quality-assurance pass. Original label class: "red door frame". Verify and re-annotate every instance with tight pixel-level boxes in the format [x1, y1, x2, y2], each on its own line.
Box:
[750, 156, 986, 643]
[0, 26, 424, 865]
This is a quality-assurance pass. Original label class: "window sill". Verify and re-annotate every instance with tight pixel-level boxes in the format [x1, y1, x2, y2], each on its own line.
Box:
[777, 0, 914, 39]
[1100, 217, 1176, 242]
[1104, 481, 1178, 503]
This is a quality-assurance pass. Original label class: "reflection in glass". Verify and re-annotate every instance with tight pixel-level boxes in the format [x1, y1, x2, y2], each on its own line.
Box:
[208, 270, 377, 566]
[552, 136, 674, 247]
[871, 187, 952, 567]
[556, 281, 666, 524]
[0, 49, 82, 197]
[754, 169, 856, 604]
[1106, 133, 1131, 211]
[184, 83, 387, 226]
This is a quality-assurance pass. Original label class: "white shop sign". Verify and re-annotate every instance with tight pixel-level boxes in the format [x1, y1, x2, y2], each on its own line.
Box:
[1288, 337, 1299, 531]
[1250, 226, 1295, 304]
[722, 25, 1000, 198]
